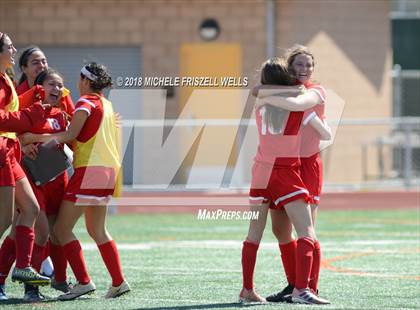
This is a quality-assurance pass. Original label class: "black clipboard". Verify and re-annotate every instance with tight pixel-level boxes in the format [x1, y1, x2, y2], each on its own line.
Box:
[22, 139, 72, 186]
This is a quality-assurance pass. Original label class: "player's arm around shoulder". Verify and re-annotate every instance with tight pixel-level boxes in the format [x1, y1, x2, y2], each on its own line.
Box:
[303, 112, 332, 140]
[20, 109, 89, 145]
[256, 89, 322, 111]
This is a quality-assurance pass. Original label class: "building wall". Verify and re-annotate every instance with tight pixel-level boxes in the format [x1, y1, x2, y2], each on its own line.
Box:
[0, 0, 392, 185]
[275, 0, 392, 184]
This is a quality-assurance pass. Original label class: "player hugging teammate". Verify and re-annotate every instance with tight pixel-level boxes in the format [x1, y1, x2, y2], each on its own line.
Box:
[240, 45, 332, 305]
[0, 32, 130, 302]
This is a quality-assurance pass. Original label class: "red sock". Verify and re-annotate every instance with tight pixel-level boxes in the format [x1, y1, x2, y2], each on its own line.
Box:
[31, 244, 47, 272]
[279, 240, 297, 285]
[295, 237, 314, 289]
[0, 237, 16, 284]
[50, 242, 67, 283]
[241, 240, 259, 290]
[97, 240, 124, 287]
[63, 240, 90, 284]
[309, 240, 321, 292]
[15, 225, 35, 269]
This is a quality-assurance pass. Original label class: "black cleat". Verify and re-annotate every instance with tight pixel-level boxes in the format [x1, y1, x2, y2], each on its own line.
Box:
[23, 284, 45, 302]
[266, 284, 294, 303]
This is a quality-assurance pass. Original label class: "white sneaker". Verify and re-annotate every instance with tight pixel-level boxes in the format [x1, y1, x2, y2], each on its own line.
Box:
[57, 281, 96, 301]
[104, 280, 131, 298]
[291, 287, 330, 305]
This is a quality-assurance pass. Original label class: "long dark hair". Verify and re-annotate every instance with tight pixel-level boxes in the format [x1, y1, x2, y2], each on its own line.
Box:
[18, 46, 44, 85]
[260, 57, 296, 133]
[0, 32, 7, 52]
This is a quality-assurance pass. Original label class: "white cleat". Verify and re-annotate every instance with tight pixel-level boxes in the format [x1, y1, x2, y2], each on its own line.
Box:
[291, 287, 330, 305]
[57, 281, 96, 301]
[104, 280, 131, 298]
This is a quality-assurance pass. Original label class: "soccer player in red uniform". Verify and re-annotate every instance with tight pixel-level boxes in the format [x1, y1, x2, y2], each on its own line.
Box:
[0, 68, 72, 301]
[21, 62, 130, 300]
[257, 45, 331, 304]
[16, 46, 74, 115]
[0, 46, 76, 301]
[0, 33, 51, 298]
[241, 56, 330, 304]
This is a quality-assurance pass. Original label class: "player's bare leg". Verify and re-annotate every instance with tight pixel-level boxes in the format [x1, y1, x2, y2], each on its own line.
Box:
[12, 178, 49, 286]
[54, 201, 95, 301]
[283, 200, 329, 304]
[240, 203, 269, 304]
[84, 205, 130, 298]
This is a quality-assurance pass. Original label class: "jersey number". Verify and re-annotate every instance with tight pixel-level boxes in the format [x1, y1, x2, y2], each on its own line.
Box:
[259, 106, 286, 135]
[48, 119, 61, 130]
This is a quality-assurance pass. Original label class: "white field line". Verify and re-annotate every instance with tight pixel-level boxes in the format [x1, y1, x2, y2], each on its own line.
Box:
[81, 239, 420, 251]
[123, 266, 419, 278]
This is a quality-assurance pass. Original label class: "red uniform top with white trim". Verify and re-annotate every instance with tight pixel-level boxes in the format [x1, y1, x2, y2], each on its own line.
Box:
[254, 106, 303, 167]
[73, 95, 104, 142]
[301, 83, 327, 158]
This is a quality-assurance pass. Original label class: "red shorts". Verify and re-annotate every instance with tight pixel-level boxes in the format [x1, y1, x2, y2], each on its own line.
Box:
[301, 154, 323, 204]
[0, 138, 26, 187]
[249, 161, 310, 209]
[27, 171, 68, 216]
[64, 166, 116, 204]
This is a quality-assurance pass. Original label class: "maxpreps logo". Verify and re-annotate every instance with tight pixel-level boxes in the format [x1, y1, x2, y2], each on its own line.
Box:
[197, 209, 259, 221]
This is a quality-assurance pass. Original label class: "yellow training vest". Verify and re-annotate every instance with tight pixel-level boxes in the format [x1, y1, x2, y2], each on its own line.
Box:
[72, 95, 122, 196]
[0, 74, 19, 139]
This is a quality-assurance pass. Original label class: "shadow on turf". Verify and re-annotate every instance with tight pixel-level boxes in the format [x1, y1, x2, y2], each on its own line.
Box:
[133, 302, 261, 310]
[0, 295, 94, 305]
[0, 297, 60, 305]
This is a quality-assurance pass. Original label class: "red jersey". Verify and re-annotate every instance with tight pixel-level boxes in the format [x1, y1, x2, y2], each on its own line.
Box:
[301, 84, 327, 158]
[254, 105, 303, 167]
[74, 94, 104, 142]
[29, 107, 67, 135]
[16, 80, 75, 117]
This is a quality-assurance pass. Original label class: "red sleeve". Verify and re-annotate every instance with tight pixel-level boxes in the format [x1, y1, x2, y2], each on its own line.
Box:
[18, 85, 45, 110]
[74, 97, 95, 116]
[0, 103, 45, 133]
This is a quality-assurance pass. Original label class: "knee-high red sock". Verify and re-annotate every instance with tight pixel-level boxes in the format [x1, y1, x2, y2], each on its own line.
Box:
[0, 237, 16, 284]
[15, 225, 35, 269]
[241, 240, 259, 290]
[279, 240, 297, 285]
[50, 242, 67, 283]
[63, 240, 90, 284]
[97, 240, 124, 287]
[31, 243, 47, 272]
[309, 240, 321, 292]
[295, 237, 314, 290]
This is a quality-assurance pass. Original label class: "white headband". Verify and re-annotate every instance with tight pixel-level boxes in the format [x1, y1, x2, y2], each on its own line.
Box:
[81, 66, 98, 81]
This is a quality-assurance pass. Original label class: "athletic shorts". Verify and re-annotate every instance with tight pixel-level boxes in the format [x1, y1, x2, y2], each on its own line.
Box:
[249, 161, 310, 209]
[64, 166, 116, 204]
[27, 171, 68, 216]
[0, 138, 26, 187]
[301, 154, 323, 204]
